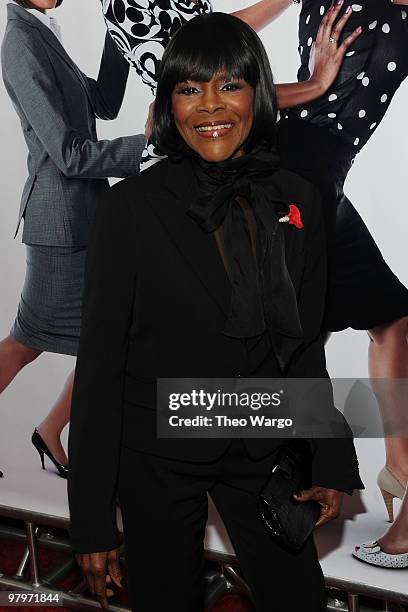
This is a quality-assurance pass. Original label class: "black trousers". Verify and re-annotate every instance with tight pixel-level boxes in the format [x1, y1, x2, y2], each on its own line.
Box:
[117, 438, 327, 612]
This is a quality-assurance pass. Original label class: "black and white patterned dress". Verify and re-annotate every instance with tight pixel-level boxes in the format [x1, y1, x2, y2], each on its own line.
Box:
[289, 0, 408, 151]
[278, 0, 408, 331]
[101, 0, 212, 168]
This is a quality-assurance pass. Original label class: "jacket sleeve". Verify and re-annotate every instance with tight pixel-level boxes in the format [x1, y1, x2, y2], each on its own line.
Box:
[288, 186, 364, 492]
[1, 28, 145, 179]
[83, 32, 131, 121]
[67, 182, 138, 553]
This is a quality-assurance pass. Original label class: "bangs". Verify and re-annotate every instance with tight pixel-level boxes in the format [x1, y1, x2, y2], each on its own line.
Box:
[160, 14, 259, 89]
[169, 45, 258, 88]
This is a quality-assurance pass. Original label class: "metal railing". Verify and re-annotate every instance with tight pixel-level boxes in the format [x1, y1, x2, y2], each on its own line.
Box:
[1, 505, 407, 612]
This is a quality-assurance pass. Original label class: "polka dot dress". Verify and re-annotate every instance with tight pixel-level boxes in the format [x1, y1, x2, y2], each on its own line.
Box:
[278, 0, 408, 331]
[100, 0, 212, 169]
[286, 0, 408, 151]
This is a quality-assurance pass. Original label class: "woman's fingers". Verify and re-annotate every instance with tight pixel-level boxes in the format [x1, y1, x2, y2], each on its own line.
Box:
[84, 569, 96, 599]
[314, 504, 338, 528]
[329, 4, 362, 59]
[315, 493, 342, 527]
[315, 2, 361, 54]
[316, 1, 344, 45]
[315, 5, 333, 45]
[92, 557, 111, 610]
[93, 570, 109, 611]
[76, 555, 95, 598]
[106, 575, 115, 598]
[337, 26, 362, 56]
[330, 3, 353, 42]
[107, 548, 123, 589]
[293, 488, 314, 502]
[76, 552, 111, 610]
[323, 1, 346, 37]
[293, 486, 343, 529]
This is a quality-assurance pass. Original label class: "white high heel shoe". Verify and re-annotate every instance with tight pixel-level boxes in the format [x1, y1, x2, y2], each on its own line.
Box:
[377, 466, 406, 522]
[353, 540, 408, 569]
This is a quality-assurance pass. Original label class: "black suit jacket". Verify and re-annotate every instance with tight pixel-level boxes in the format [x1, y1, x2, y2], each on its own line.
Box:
[67, 157, 363, 553]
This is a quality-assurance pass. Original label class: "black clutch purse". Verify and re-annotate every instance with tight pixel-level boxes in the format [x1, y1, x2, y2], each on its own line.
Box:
[258, 440, 321, 551]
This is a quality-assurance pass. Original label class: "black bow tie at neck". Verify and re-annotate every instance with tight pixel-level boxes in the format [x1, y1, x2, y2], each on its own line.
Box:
[187, 146, 304, 373]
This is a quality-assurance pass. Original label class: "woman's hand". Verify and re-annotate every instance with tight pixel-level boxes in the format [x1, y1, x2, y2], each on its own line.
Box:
[308, 1, 362, 96]
[145, 101, 155, 140]
[76, 548, 123, 610]
[275, 2, 362, 109]
[294, 486, 344, 528]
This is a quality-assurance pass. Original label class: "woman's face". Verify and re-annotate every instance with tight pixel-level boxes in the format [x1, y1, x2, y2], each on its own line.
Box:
[171, 73, 254, 162]
[27, 0, 60, 9]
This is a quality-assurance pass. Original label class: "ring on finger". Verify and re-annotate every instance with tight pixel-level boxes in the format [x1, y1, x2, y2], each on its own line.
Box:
[329, 35, 337, 43]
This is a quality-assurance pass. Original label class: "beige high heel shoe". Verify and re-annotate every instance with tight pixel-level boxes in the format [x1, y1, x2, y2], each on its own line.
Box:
[377, 467, 406, 522]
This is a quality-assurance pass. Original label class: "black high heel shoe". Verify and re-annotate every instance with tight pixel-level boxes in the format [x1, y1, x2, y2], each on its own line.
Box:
[31, 428, 69, 479]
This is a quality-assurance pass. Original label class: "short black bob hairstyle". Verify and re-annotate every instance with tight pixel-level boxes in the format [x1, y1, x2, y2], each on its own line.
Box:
[152, 12, 278, 158]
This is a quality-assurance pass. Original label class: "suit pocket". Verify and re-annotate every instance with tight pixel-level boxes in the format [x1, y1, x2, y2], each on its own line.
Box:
[15, 174, 36, 238]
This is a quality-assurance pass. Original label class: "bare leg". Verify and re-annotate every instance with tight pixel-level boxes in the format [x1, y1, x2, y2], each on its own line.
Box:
[325, 319, 408, 553]
[367, 316, 408, 554]
[0, 335, 41, 393]
[36, 369, 74, 466]
[325, 321, 408, 480]
[368, 316, 408, 485]
[377, 488, 408, 555]
[0, 334, 73, 467]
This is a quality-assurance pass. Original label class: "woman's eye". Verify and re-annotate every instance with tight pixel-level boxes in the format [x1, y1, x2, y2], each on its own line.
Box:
[177, 86, 199, 95]
[222, 82, 242, 91]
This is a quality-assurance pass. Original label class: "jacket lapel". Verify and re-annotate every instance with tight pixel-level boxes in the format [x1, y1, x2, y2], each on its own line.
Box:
[281, 223, 306, 295]
[7, 4, 93, 106]
[271, 172, 307, 294]
[147, 159, 307, 319]
[147, 158, 232, 318]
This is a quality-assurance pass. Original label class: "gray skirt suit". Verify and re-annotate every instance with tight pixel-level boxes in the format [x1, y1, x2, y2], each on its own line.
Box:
[10, 245, 87, 356]
[1, 3, 145, 355]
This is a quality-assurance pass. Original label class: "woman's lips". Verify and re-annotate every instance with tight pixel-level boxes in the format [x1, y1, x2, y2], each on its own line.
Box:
[193, 122, 234, 139]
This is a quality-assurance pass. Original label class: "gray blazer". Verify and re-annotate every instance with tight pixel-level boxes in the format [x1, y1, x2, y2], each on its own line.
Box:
[1, 3, 146, 246]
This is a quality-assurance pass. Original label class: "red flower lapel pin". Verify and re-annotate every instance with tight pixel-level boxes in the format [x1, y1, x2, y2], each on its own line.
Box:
[279, 204, 304, 229]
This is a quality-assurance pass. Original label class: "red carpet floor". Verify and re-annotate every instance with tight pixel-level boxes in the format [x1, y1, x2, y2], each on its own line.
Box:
[0, 538, 254, 612]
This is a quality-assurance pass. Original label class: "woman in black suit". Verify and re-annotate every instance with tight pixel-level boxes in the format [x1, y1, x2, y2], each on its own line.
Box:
[68, 13, 363, 612]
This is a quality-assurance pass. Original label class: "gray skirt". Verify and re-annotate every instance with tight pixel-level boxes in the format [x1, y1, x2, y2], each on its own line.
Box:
[10, 244, 87, 356]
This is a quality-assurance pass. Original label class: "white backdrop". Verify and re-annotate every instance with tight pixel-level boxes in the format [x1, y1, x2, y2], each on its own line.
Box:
[1, 0, 407, 594]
